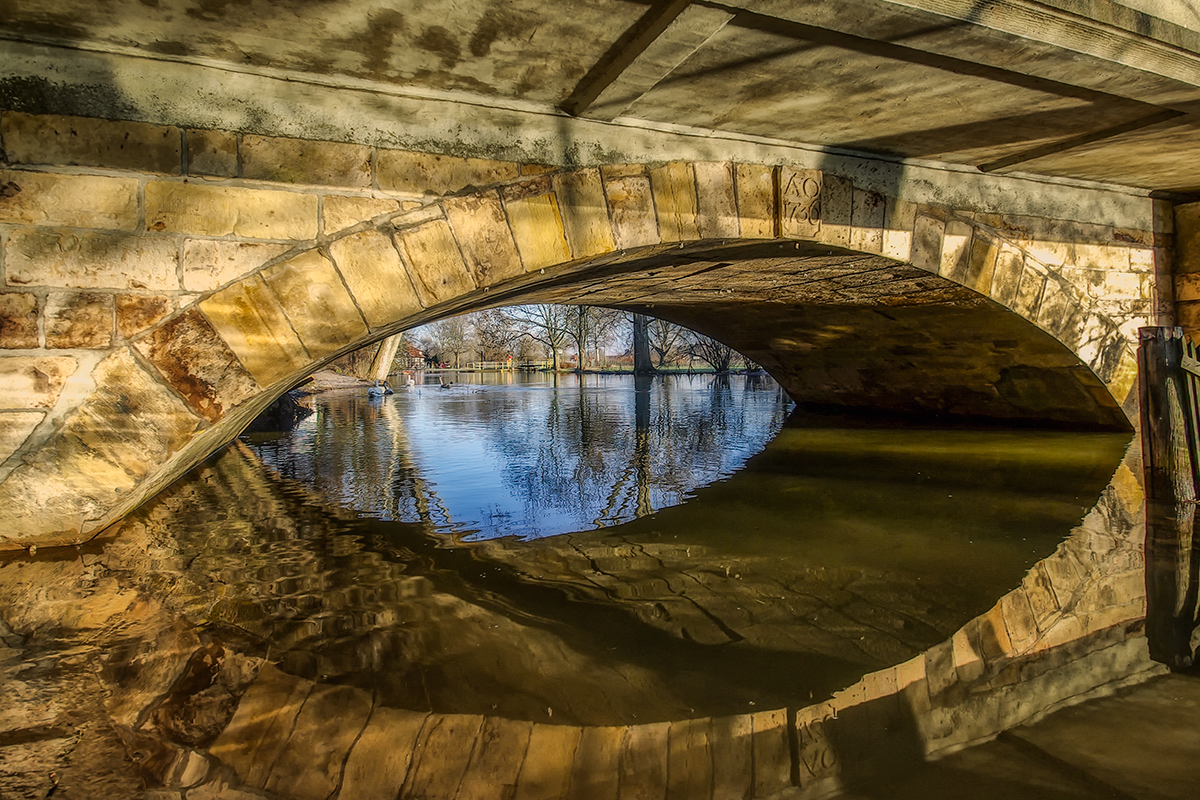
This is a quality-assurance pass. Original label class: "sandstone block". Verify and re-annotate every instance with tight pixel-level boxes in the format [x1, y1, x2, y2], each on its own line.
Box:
[0, 170, 138, 230]
[989, 244, 1025, 308]
[392, 220, 476, 308]
[951, 625, 985, 683]
[516, 723, 582, 800]
[779, 167, 822, 240]
[1010, 268, 1046, 318]
[261, 250, 367, 361]
[0, 357, 77, 409]
[882, 198, 916, 261]
[694, 161, 739, 239]
[911, 214, 945, 273]
[850, 189, 885, 253]
[6, 229, 179, 291]
[602, 173, 658, 250]
[965, 235, 998, 295]
[2, 112, 181, 174]
[116, 294, 172, 340]
[403, 714, 484, 799]
[939, 219, 973, 283]
[45, 292, 113, 348]
[182, 239, 290, 293]
[264, 685, 373, 800]
[666, 718, 713, 800]
[0, 411, 43, 463]
[199, 276, 311, 386]
[816, 175, 852, 248]
[567, 725, 624, 800]
[554, 169, 616, 260]
[443, 192, 524, 286]
[328, 229, 423, 328]
[0, 292, 39, 348]
[1022, 563, 1060, 630]
[751, 709, 791, 797]
[186, 129, 238, 178]
[340, 708, 428, 800]
[503, 181, 571, 271]
[619, 722, 669, 799]
[736, 163, 775, 239]
[323, 195, 401, 235]
[242, 135, 372, 188]
[145, 182, 317, 240]
[1105, 347, 1138, 407]
[923, 638, 956, 697]
[894, 654, 926, 691]
[376, 149, 519, 196]
[795, 716, 837, 788]
[136, 309, 260, 422]
[1000, 588, 1039, 652]
[650, 162, 700, 242]
[1035, 282, 1087, 349]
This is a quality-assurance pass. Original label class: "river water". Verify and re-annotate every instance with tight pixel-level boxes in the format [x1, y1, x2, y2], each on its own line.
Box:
[119, 372, 1130, 725]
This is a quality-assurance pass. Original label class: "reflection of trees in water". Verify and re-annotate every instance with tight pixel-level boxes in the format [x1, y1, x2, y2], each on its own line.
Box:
[250, 376, 791, 539]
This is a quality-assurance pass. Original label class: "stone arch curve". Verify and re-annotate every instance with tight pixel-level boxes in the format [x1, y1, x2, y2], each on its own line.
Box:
[0, 161, 1143, 549]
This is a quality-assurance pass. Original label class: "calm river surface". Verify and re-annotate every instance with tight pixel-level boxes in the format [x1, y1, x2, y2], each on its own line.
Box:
[105, 371, 1134, 725]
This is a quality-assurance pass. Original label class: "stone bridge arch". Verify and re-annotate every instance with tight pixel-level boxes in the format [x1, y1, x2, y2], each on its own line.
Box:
[0, 145, 1154, 550]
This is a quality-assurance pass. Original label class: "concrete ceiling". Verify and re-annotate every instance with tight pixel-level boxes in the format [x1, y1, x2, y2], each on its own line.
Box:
[1, 0, 1199, 193]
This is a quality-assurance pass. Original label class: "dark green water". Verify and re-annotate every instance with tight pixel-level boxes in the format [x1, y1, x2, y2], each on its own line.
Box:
[121, 372, 1130, 724]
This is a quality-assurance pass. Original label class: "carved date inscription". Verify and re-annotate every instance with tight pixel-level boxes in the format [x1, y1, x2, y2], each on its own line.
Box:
[779, 167, 822, 239]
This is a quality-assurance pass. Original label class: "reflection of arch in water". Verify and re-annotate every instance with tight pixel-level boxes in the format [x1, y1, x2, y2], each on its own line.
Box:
[378, 399, 455, 530]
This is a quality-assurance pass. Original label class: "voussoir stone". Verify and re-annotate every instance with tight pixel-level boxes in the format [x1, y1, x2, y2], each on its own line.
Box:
[328, 229, 423, 329]
[443, 192, 524, 287]
[261, 250, 368, 361]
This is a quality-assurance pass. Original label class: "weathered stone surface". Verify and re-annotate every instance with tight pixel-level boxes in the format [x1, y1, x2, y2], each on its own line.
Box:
[323, 195, 402, 234]
[2, 112, 181, 174]
[209, 664, 313, 789]
[6, 229, 179, 291]
[735, 163, 775, 240]
[1001, 588, 1040, 653]
[694, 161, 739, 239]
[1175, 201, 1200, 275]
[264, 684, 373, 800]
[0, 169, 139, 230]
[243, 135, 372, 188]
[554, 169, 616, 260]
[619, 722, 669, 799]
[145, 182, 318, 240]
[667, 717, 712, 800]
[651, 162, 700, 242]
[751, 709, 790, 797]
[0, 349, 200, 544]
[458, 717, 534, 800]
[0, 410, 43, 462]
[504, 182, 572, 271]
[567, 726, 623, 800]
[182, 239, 290, 293]
[1011, 267, 1047, 318]
[188, 775, 264, 800]
[964, 235, 999, 295]
[186, 128, 238, 178]
[0, 356, 78, 409]
[817, 175, 852, 248]
[45, 292, 113, 349]
[402, 714, 483, 799]
[340, 707, 428, 800]
[795, 716, 837, 789]
[515, 723, 582, 800]
[710, 714, 753, 798]
[911, 213, 945, 273]
[443, 192, 524, 286]
[939, 218, 973, 283]
[0, 292, 39, 348]
[602, 172, 658, 251]
[376, 149, 519, 195]
[116, 294, 172, 339]
[328, 229, 423, 328]
[990, 243, 1026, 308]
[261, 250, 368, 360]
[393, 219, 476, 307]
[780, 167, 822, 241]
[136, 309, 260, 422]
[199, 276, 311, 386]
[851, 189, 886, 253]
[882, 198, 916, 261]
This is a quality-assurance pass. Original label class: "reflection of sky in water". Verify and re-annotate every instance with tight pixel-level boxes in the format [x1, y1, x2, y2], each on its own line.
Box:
[248, 373, 793, 540]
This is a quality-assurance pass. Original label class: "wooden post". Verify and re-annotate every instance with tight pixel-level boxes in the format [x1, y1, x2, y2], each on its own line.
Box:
[1138, 326, 1200, 670]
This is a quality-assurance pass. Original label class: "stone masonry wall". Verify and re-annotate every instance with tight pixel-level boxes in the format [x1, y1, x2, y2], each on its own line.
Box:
[0, 110, 1170, 550]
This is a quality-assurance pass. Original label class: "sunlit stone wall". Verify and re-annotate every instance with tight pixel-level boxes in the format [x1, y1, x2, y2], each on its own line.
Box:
[0, 110, 1168, 549]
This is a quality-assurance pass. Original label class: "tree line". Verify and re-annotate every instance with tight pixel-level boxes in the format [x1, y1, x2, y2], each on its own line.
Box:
[400, 306, 753, 374]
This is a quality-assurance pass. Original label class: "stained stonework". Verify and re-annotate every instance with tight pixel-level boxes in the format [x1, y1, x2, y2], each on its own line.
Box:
[0, 292, 39, 348]
[45, 292, 113, 349]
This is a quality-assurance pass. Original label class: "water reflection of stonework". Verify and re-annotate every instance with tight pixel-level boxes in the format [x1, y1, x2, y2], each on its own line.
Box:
[0, 426, 1167, 798]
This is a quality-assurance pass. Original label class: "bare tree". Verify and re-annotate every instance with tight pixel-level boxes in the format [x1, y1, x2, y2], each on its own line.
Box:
[471, 309, 514, 363]
[503, 304, 569, 370]
[684, 330, 740, 373]
[564, 306, 622, 372]
[418, 315, 473, 368]
[647, 317, 687, 369]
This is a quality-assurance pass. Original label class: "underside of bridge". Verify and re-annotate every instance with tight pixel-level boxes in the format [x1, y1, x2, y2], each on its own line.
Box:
[1, 0, 1198, 547]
